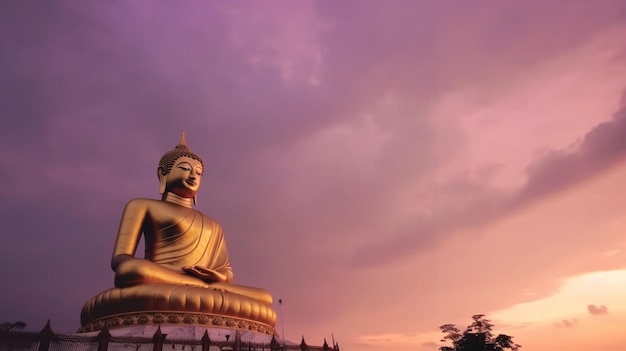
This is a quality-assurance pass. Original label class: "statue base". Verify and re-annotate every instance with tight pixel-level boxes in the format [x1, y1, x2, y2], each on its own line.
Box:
[79, 284, 277, 336]
[78, 311, 276, 337]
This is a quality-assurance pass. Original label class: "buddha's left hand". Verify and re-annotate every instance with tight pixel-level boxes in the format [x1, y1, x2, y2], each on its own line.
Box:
[182, 266, 228, 282]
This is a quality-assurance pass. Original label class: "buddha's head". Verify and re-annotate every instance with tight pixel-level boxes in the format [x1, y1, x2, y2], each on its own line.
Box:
[158, 133, 204, 203]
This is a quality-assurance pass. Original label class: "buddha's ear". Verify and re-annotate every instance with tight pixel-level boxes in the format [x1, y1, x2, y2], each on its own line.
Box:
[157, 167, 166, 195]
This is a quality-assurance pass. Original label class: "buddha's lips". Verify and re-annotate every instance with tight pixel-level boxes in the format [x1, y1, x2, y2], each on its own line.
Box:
[185, 179, 196, 186]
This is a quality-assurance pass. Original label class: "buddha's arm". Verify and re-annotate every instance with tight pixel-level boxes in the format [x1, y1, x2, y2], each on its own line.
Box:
[212, 242, 234, 283]
[111, 199, 148, 271]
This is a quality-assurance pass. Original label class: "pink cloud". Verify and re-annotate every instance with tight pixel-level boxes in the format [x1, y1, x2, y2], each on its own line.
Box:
[554, 318, 578, 328]
[587, 305, 608, 315]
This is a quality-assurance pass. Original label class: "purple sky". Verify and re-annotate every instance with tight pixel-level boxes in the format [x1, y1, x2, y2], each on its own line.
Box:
[1, 2, 626, 351]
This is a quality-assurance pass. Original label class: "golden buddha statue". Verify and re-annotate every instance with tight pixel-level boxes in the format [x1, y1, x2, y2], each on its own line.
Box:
[79, 134, 276, 335]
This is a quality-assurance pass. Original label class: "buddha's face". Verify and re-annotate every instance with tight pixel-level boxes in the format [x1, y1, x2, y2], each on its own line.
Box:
[163, 156, 204, 198]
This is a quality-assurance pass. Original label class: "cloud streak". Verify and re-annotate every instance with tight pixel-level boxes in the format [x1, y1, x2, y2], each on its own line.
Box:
[349, 99, 626, 268]
[587, 304, 608, 316]
[554, 318, 578, 328]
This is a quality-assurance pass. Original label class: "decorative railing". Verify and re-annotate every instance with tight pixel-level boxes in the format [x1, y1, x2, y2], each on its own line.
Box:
[0, 322, 339, 351]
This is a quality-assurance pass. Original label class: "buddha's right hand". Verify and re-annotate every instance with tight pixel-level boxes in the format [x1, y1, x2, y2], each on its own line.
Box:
[182, 266, 228, 283]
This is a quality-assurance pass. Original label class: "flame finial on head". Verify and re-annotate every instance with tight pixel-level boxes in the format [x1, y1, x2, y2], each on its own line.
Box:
[178, 131, 188, 148]
[158, 132, 204, 176]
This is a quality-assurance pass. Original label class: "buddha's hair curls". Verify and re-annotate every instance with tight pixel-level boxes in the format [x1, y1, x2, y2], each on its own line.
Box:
[158, 135, 204, 176]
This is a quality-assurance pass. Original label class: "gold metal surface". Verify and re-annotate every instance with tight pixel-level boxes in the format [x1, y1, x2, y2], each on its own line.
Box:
[79, 311, 277, 335]
[80, 134, 276, 332]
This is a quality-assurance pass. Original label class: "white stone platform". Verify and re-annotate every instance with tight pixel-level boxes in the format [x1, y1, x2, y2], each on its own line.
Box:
[80, 324, 275, 344]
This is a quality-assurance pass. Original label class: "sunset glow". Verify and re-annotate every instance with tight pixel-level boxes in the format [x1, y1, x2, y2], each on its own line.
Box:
[1, 2, 625, 351]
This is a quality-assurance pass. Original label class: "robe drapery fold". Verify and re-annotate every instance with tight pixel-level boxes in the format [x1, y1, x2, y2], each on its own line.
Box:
[112, 199, 234, 283]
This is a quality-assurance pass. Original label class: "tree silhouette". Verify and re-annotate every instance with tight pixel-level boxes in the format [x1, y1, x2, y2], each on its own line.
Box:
[0, 321, 27, 332]
[439, 314, 521, 351]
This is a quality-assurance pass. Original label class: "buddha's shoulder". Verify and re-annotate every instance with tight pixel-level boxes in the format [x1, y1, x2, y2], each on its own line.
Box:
[121, 199, 222, 225]
[122, 198, 164, 211]
[124, 198, 160, 206]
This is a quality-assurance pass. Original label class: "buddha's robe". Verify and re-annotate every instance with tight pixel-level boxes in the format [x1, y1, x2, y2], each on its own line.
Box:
[114, 198, 233, 283]
[112, 198, 271, 304]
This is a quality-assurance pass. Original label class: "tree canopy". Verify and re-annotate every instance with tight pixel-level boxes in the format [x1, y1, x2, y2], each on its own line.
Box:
[0, 321, 27, 332]
[439, 314, 521, 351]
